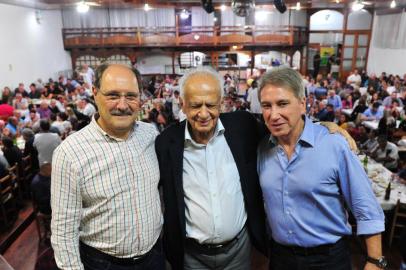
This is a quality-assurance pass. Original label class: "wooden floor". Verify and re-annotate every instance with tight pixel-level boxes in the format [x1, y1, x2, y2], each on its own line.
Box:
[1, 206, 403, 270]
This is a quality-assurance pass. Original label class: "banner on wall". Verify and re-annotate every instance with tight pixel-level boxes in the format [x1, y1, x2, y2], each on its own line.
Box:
[320, 47, 335, 66]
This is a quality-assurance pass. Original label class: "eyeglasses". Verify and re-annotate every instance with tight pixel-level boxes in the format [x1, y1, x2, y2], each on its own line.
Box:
[99, 90, 140, 104]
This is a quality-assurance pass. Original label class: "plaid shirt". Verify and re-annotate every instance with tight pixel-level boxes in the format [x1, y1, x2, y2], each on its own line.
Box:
[51, 117, 162, 270]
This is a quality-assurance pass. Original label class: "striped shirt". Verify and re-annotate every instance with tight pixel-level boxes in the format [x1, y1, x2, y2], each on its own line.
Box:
[51, 117, 162, 270]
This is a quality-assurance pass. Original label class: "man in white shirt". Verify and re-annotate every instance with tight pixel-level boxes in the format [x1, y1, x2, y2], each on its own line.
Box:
[372, 135, 399, 171]
[76, 98, 96, 118]
[347, 69, 361, 87]
[81, 64, 95, 88]
[155, 67, 267, 270]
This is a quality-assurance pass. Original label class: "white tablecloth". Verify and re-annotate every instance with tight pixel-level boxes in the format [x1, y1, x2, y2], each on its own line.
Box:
[362, 120, 379, 130]
[359, 155, 406, 211]
[342, 109, 353, 116]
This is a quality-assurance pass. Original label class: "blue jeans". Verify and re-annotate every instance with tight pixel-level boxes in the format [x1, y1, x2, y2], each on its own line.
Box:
[269, 238, 352, 270]
[80, 241, 165, 270]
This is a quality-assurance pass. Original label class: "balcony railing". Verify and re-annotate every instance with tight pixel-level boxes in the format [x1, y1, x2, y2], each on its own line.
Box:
[62, 25, 308, 49]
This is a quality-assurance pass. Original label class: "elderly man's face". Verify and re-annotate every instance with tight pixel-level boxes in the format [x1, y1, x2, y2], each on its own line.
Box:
[260, 84, 306, 139]
[93, 65, 140, 137]
[182, 73, 221, 143]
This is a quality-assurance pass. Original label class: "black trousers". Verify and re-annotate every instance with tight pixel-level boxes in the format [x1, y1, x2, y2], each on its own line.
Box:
[79, 241, 165, 270]
[269, 238, 352, 270]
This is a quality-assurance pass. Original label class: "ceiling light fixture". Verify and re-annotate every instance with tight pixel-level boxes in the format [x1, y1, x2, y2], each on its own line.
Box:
[335, 0, 340, 3]
[194, 34, 200, 40]
[144, 3, 151, 11]
[352, 0, 364, 11]
[77, 1, 90, 13]
[221, 4, 226, 11]
[295, 2, 301, 10]
[180, 9, 190, 20]
[390, 0, 396, 8]
[213, 17, 218, 22]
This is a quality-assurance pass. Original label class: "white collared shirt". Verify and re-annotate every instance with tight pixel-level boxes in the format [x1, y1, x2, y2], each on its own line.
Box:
[183, 119, 247, 244]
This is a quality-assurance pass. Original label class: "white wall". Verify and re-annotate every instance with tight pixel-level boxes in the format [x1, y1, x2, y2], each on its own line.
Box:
[367, 12, 406, 76]
[137, 53, 173, 74]
[0, 4, 71, 90]
[367, 47, 406, 76]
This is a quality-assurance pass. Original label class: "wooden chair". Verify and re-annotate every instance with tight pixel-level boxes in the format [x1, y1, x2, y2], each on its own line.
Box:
[388, 199, 406, 247]
[8, 164, 22, 201]
[0, 173, 17, 229]
[21, 155, 34, 197]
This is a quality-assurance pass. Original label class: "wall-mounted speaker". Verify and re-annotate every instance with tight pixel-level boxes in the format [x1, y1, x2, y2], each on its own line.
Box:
[274, 0, 287, 13]
[201, 0, 215, 13]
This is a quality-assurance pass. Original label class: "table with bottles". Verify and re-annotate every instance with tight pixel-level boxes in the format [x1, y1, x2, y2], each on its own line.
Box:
[359, 154, 406, 211]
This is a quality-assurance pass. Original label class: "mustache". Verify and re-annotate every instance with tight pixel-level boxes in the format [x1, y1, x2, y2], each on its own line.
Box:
[110, 109, 133, 116]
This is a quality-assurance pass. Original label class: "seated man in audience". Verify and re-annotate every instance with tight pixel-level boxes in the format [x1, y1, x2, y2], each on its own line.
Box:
[76, 98, 96, 118]
[29, 83, 42, 99]
[382, 91, 403, 108]
[2, 136, 22, 167]
[360, 130, 379, 155]
[257, 67, 386, 270]
[371, 135, 399, 171]
[361, 102, 384, 121]
[327, 89, 342, 111]
[347, 69, 361, 87]
[5, 116, 18, 137]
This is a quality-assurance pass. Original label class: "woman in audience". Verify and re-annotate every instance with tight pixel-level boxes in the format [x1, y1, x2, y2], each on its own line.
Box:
[342, 94, 353, 109]
[1, 86, 13, 105]
[337, 113, 349, 130]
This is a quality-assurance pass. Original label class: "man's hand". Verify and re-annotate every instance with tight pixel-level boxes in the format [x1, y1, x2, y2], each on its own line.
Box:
[364, 262, 383, 270]
[319, 121, 358, 152]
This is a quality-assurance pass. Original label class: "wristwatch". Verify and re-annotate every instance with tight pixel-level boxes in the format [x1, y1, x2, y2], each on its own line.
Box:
[366, 256, 388, 269]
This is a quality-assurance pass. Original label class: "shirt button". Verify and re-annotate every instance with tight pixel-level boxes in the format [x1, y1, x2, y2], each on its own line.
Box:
[284, 191, 289, 195]
[286, 211, 291, 215]
[288, 230, 293, 234]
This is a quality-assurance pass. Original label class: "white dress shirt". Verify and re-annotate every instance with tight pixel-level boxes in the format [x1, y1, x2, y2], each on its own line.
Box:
[183, 119, 247, 244]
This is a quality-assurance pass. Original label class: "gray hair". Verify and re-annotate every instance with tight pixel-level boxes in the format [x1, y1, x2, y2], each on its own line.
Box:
[258, 67, 305, 102]
[178, 66, 224, 99]
[21, 128, 34, 139]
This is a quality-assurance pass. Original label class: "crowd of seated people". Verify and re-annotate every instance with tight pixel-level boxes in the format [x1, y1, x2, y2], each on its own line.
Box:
[302, 69, 406, 173]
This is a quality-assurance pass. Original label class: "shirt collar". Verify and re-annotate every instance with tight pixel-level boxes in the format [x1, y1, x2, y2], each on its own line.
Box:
[91, 113, 138, 142]
[185, 118, 225, 144]
[268, 116, 315, 148]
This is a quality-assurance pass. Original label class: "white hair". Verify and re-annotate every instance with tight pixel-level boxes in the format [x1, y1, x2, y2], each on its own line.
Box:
[178, 66, 224, 99]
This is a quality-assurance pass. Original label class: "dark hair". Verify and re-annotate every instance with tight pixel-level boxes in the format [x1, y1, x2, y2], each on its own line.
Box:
[58, 112, 68, 121]
[1, 136, 14, 148]
[94, 64, 143, 91]
[372, 102, 380, 109]
[39, 119, 50, 132]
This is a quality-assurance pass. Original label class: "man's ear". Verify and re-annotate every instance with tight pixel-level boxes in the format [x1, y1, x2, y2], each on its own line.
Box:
[92, 87, 98, 96]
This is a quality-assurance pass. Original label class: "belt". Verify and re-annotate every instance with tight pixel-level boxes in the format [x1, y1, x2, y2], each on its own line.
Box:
[185, 226, 245, 255]
[79, 241, 154, 266]
[271, 238, 344, 256]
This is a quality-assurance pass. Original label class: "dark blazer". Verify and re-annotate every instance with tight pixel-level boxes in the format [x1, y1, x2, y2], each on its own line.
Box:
[155, 111, 268, 269]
